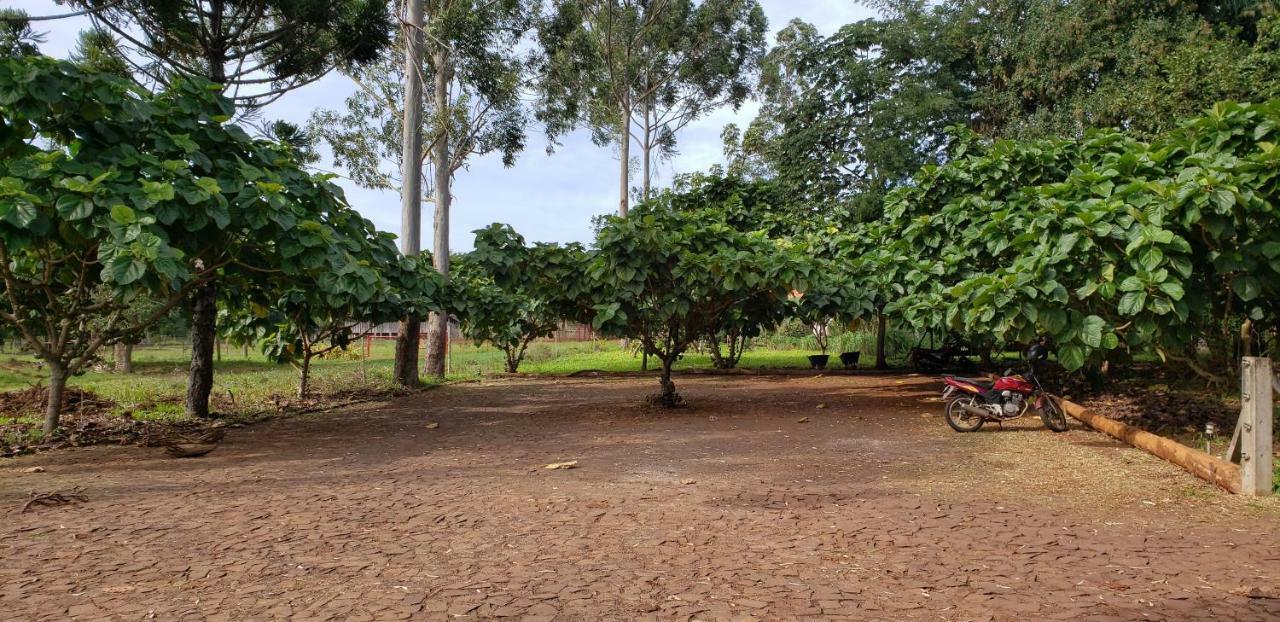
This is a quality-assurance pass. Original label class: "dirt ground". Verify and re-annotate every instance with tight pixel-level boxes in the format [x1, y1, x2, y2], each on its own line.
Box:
[2, 373, 1278, 621]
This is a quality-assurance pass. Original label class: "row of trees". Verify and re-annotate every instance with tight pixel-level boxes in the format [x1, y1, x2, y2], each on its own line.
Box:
[723, 0, 1280, 222]
[451, 93, 1280, 401]
[4, 0, 775, 414]
[0, 56, 443, 434]
[318, 0, 772, 385]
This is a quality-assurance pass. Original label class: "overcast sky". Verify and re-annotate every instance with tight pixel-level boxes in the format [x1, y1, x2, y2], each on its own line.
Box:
[12, 0, 875, 251]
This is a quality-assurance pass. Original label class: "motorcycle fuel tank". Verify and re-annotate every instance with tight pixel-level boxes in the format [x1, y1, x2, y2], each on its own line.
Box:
[992, 375, 1034, 393]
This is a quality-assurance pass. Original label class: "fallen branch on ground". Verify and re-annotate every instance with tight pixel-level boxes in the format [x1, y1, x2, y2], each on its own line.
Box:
[20, 486, 88, 513]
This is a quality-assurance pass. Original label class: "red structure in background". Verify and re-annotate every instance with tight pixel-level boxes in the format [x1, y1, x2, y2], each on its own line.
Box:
[358, 320, 597, 358]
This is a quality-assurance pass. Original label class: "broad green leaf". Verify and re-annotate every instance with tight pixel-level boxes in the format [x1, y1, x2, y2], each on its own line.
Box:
[1080, 315, 1105, 348]
[55, 194, 93, 220]
[1156, 281, 1184, 300]
[1232, 276, 1262, 301]
[1118, 291, 1147, 316]
[1058, 345, 1086, 371]
[110, 204, 137, 225]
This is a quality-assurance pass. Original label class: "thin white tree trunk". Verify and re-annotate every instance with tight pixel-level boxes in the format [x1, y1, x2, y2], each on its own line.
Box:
[642, 101, 652, 203]
[424, 49, 453, 378]
[393, 0, 426, 386]
[618, 106, 630, 216]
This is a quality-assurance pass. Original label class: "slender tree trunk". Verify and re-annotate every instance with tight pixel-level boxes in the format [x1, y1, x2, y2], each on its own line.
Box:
[423, 50, 453, 379]
[708, 335, 725, 369]
[114, 342, 133, 374]
[618, 111, 630, 216]
[394, 319, 420, 384]
[393, 0, 426, 386]
[658, 356, 678, 407]
[44, 361, 67, 436]
[298, 353, 312, 398]
[875, 311, 888, 370]
[642, 101, 652, 203]
[184, 3, 227, 419]
[186, 280, 217, 418]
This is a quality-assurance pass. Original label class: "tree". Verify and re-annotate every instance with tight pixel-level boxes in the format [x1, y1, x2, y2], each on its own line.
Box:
[953, 0, 1280, 140]
[231, 223, 443, 398]
[0, 56, 336, 432]
[0, 10, 43, 57]
[101, 291, 167, 373]
[312, 1, 533, 381]
[705, 292, 785, 368]
[453, 224, 586, 373]
[70, 30, 130, 77]
[587, 201, 801, 405]
[69, 0, 391, 107]
[768, 3, 972, 222]
[790, 267, 862, 356]
[537, 0, 767, 214]
[866, 98, 1280, 379]
[59, 0, 394, 417]
[662, 174, 797, 367]
[720, 18, 821, 180]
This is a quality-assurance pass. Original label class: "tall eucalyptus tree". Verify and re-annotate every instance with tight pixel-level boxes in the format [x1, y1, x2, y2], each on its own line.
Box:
[311, 0, 531, 380]
[536, 0, 766, 214]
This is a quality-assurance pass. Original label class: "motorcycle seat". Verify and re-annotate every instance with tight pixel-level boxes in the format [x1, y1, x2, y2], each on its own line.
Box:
[951, 376, 993, 388]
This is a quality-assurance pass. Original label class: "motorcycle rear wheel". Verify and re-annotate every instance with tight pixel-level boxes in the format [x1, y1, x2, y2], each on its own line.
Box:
[1039, 397, 1069, 432]
[945, 397, 985, 432]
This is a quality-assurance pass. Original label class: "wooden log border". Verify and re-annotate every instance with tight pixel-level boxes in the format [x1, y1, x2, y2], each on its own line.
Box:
[1054, 397, 1242, 494]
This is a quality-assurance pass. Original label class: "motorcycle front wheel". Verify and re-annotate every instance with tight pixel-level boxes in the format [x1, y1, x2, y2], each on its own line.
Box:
[945, 396, 985, 432]
[1039, 397, 1069, 432]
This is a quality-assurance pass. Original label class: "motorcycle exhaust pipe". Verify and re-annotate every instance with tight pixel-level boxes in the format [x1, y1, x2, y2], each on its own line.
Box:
[959, 402, 991, 419]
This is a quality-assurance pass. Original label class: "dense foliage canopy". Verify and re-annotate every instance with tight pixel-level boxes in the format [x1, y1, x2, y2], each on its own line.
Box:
[452, 224, 587, 373]
[0, 55, 444, 429]
[585, 200, 804, 404]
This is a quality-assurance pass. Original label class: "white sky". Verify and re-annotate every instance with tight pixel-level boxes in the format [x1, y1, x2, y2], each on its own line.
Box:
[10, 0, 875, 251]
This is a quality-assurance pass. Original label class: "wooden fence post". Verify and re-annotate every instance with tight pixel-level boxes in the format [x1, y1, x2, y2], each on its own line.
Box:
[1240, 357, 1274, 496]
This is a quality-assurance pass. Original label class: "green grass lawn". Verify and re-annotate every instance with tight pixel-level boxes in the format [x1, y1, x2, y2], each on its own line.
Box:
[0, 339, 854, 428]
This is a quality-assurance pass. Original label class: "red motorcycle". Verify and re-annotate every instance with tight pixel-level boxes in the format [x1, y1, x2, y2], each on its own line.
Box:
[939, 342, 1068, 432]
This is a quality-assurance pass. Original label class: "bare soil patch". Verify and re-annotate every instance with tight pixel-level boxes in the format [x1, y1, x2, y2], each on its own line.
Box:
[2, 374, 1277, 621]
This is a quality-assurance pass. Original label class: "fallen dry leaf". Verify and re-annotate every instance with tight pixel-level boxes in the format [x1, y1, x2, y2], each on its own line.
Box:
[544, 460, 578, 470]
[425, 422, 439, 429]
[816, 403, 827, 409]
[21, 466, 45, 473]
[797, 417, 810, 423]
[680, 478, 696, 485]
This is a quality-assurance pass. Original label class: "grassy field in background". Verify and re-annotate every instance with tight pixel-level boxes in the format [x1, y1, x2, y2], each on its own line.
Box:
[0, 338, 859, 430]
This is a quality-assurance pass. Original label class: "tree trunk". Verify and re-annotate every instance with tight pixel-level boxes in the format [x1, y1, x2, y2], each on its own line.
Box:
[708, 335, 725, 369]
[114, 342, 133, 374]
[642, 100, 652, 203]
[727, 332, 746, 369]
[393, 0, 426, 387]
[618, 113, 630, 216]
[875, 311, 888, 370]
[393, 319, 420, 385]
[44, 362, 67, 437]
[186, 280, 217, 418]
[423, 49, 453, 379]
[658, 357, 679, 407]
[298, 353, 312, 398]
